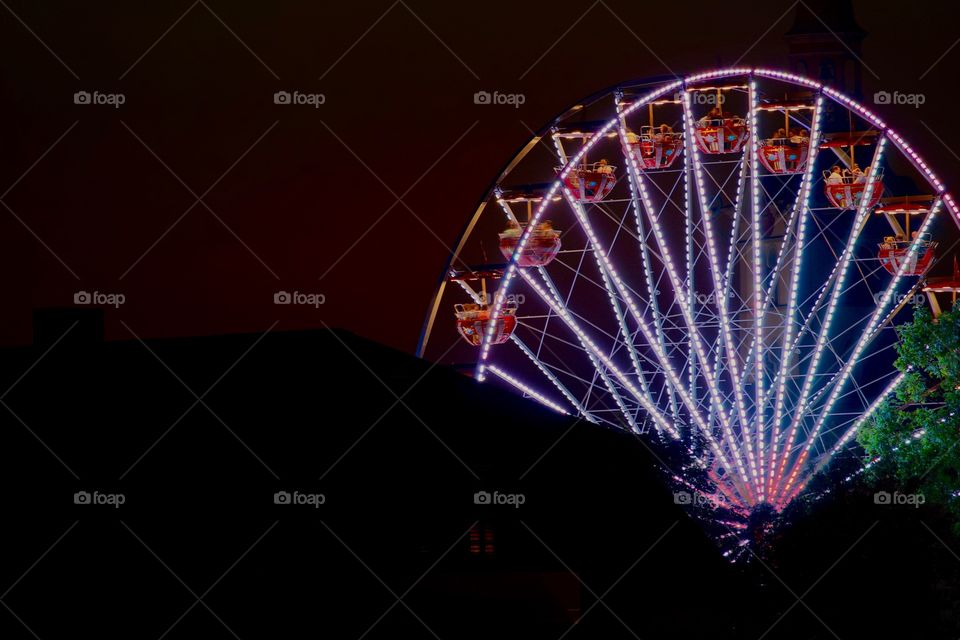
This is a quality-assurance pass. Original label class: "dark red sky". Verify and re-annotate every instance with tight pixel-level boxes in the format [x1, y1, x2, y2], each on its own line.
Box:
[2, 0, 959, 352]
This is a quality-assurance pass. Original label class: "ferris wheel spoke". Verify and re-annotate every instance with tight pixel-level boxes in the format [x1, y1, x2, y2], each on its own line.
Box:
[460, 275, 608, 423]
[773, 307, 879, 415]
[560, 193, 659, 407]
[562, 148, 745, 453]
[520, 267, 676, 437]
[781, 313, 872, 414]
[679, 85, 757, 496]
[637, 225, 682, 417]
[780, 245, 926, 446]
[761, 203, 865, 364]
[537, 265, 648, 431]
[766, 96, 825, 495]
[812, 370, 906, 473]
[549, 253, 625, 305]
[540, 248, 752, 502]
[805, 339, 900, 423]
[748, 81, 768, 497]
[784, 370, 903, 507]
[700, 151, 748, 208]
[614, 94, 679, 420]
[486, 365, 573, 415]
[516, 323, 635, 417]
[457, 277, 600, 421]
[776, 198, 942, 504]
[751, 174, 808, 302]
[509, 331, 599, 422]
[713, 146, 750, 390]
[771, 138, 888, 500]
[566, 201, 669, 314]
[682, 100, 700, 407]
[872, 277, 926, 333]
[819, 331, 876, 408]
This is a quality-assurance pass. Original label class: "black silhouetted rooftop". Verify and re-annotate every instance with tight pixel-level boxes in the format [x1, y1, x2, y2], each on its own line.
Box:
[3, 308, 958, 638]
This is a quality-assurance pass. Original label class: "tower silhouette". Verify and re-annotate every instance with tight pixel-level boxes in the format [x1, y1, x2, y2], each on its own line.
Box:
[784, 0, 867, 99]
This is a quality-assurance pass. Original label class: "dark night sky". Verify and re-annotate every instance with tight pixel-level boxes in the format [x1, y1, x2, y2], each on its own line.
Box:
[3, 0, 959, 351]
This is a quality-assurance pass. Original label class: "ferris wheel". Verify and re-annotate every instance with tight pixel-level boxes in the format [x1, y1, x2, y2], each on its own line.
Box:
[419, 67, 960, 532]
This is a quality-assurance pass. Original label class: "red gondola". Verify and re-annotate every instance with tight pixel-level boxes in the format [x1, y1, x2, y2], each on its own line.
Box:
[499, 221, 561, 267]
[923, 258, 960, 293]
[878, 234, 937, 276]
[454, 303, 517, 346]
[874, 202, 930, 216]
[923, 257, 960, 317]
[557, 162, 617, 202]
[819, 130, 881, 149]
[756, 99, 816, 175]
[695, 117, 748, 154]
[626, 126, 682, 169]
[758, 137, 810, 174]
[823, 169, 884, 210]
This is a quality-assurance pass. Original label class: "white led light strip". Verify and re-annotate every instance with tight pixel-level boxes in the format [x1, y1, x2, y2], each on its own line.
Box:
[487, 365, 570, 415]
[679, 86, 757, 496]
[748, 81, 766, 500]
[616, 99, 682, 424]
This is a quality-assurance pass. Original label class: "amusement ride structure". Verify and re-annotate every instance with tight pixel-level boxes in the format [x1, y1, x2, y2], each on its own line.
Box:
[418, 67, 960, 552]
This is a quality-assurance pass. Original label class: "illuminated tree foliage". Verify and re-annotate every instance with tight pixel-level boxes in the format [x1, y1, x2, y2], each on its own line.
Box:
[858, 307, 960, 529]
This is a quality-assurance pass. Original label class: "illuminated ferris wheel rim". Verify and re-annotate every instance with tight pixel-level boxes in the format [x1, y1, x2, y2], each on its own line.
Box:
[423, 66, 960, 517]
